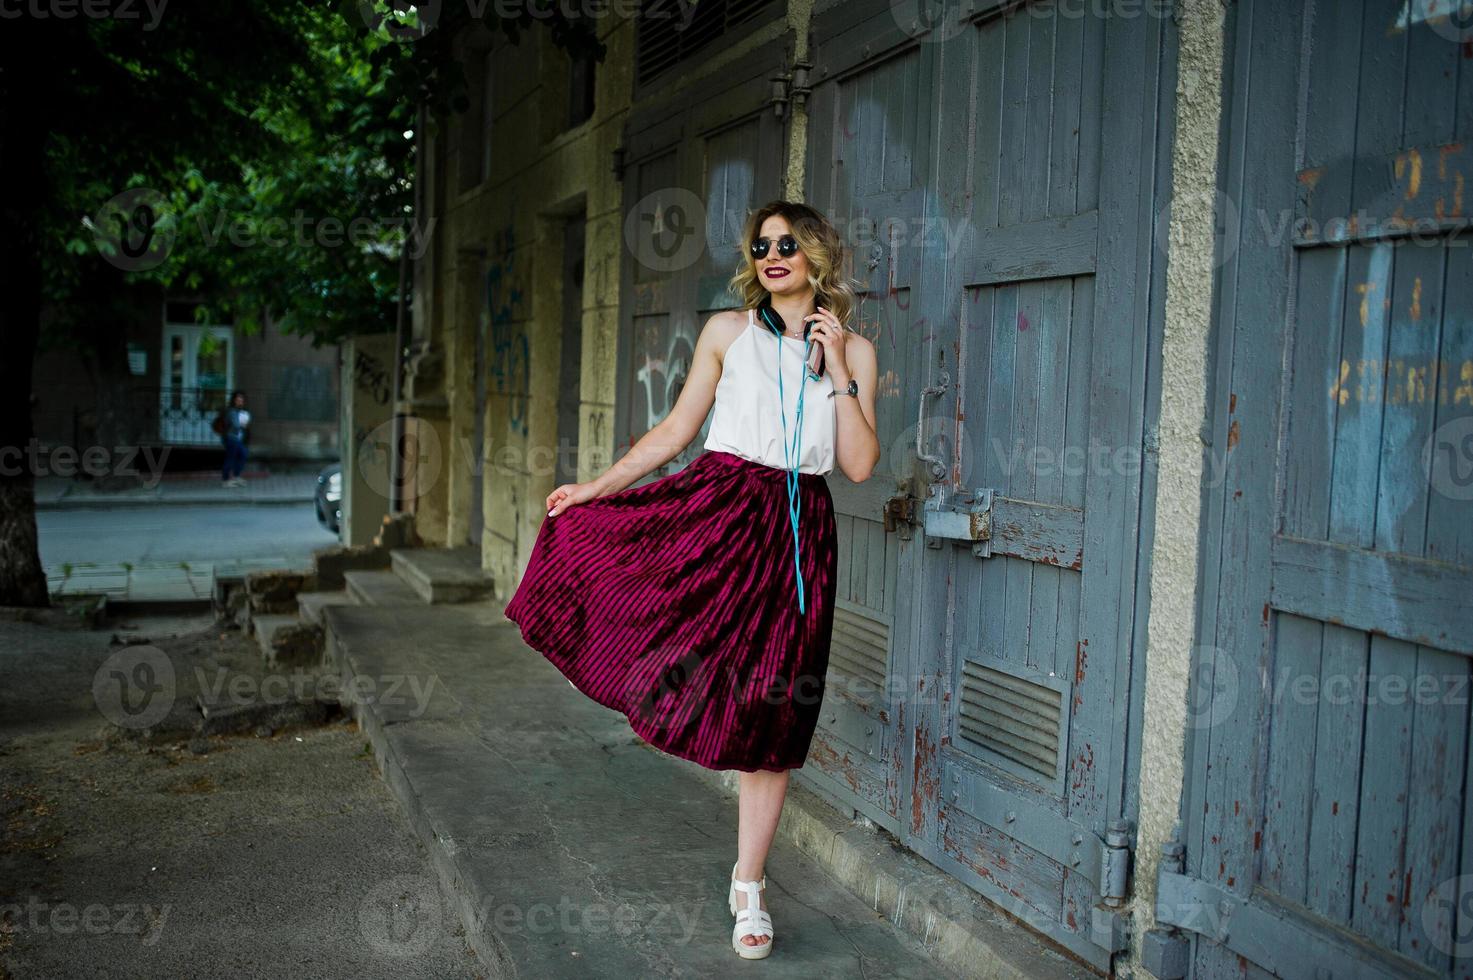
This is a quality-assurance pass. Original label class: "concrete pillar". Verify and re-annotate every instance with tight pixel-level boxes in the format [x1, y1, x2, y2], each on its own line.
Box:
[339, 333, 397, 547]
[1123, 0, 1228, 975]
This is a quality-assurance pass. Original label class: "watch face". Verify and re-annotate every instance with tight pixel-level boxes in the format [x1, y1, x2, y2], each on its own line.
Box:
[846, 379, 858, 395]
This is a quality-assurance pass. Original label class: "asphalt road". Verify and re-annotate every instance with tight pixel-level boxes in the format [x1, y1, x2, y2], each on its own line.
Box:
[36, 504, 340, 567]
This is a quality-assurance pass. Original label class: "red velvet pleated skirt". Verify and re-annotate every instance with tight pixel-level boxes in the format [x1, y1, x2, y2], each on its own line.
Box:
[502, 449, 837, 772]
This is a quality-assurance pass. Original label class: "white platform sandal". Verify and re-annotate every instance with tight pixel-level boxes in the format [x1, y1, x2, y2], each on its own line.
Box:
[728, 862, 774, 959]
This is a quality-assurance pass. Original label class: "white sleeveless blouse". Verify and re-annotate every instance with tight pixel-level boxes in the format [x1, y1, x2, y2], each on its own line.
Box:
[702, 307, 836, 475]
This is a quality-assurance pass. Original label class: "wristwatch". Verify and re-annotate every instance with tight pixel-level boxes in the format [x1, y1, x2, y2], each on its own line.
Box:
[828, 378, 859, 398]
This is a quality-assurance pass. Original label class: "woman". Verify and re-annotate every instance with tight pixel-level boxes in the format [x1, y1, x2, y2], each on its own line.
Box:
[502, 200, 880, 960]
[219, 390, 251, 488]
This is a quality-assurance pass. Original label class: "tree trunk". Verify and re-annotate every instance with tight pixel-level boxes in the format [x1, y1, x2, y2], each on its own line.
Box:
[0, 40, 53, 607]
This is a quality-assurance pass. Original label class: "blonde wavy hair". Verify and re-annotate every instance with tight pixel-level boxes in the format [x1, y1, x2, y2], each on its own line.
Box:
[726, 200, 864, 330]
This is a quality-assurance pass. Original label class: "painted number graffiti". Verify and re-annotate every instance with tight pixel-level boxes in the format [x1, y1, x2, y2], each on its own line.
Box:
[1330, 358, 1473, 405]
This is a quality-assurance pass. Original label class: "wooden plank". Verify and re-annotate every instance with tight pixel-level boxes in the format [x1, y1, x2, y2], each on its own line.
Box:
[1351, 0, 1410, 167]
[939, 804, 1066, 929]
[1281, 247, 1348, 539]
[857, 70, 883, 205]
[836, 512, 853, 605]
[1328, 243, 1394, 549]
[1352, 634, 1417, 949]
[1400, 646, 1468, 969]
[1269, 534, 1473, 655]
[1028, 280, 1072, 670]
[886, 47, 918, 190]
[1259, 614, 1324, 907]
[963, 283, 997, 487]
[1300, 0, 1365, 229]
[1426, 230, 1473, 569]
[1074, 13, 1104, 214]
[1022, 7, 1054, 225]
[1014, 279, 1043, 503]
[1001, 290, 1036, 669]
[1306, 624, 1369, 923]
[984, 285, 1020, 492]
[1460, 685, 1473, 980]
[964, 209, 1099, 287]
[998, 10, 1029, 229]
[1461, 0, 1473, 146]
[1160, 867, 1441, 980]
[1374, 241, 1444, 559]
[974, 14, 1005, 234]
[990, 496, 1085, 570]
[849, 492, 868, 605]
[1069, 0, 1160, 848]
[1063, 277, 1094, 508]
[866, 515, 886, 613]
[1047, 8, 1085, 220]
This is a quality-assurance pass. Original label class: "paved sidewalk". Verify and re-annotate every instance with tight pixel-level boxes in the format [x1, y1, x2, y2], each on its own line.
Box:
[325, 594, 1092, 978]
[46, 557, 310, 604]
[35, 468, 323, 510]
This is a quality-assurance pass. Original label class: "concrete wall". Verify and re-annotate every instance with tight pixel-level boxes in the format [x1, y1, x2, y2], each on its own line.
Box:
[408, 17, 633, 584]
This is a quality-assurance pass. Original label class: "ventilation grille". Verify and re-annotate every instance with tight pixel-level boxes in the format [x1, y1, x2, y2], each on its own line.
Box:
[827, 607, 890, 698]
[636, 0, 775, 87]
[957, 660, 1063, 781]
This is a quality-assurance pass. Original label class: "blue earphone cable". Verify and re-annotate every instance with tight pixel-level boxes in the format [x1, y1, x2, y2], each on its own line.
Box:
[776, 330, 810, 614]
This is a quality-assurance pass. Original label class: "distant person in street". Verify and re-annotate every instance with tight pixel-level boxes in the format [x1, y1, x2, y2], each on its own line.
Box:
[503, 201, 881, 961]
[218, 390, 250, 487]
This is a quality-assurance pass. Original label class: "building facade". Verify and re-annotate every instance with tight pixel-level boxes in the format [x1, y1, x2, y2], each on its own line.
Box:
[33, 298, 340, 466]
[404, 1, 1473, 976]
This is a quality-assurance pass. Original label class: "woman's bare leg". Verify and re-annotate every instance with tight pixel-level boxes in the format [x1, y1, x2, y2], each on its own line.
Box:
[734, 768, 790, 948]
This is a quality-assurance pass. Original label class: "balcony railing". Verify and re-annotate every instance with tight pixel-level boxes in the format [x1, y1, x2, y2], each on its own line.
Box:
[132, 383, 231, 445]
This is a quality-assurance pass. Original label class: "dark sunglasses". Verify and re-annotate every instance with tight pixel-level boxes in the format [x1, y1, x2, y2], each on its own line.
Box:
[750, 234, 800, 260]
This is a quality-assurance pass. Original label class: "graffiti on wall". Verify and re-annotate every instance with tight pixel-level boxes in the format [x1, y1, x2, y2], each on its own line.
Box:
[486, 224, 530, 435]
[633, 311, 698, 437]
[352, 349, 392, 405]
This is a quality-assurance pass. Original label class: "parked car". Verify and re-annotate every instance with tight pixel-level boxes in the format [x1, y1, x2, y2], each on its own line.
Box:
[315, 462, 341, 534]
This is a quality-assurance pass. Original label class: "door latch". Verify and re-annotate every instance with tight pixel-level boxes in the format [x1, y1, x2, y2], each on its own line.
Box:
[882, 492, 919, 539]
[922, 487, 994, 557]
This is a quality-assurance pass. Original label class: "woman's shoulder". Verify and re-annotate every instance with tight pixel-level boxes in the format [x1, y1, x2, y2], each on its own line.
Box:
[841, 326, 873, 354]
[706, 309, 751, 364]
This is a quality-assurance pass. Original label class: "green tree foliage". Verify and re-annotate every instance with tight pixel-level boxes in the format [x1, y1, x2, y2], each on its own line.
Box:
[0, 0, 605, 605]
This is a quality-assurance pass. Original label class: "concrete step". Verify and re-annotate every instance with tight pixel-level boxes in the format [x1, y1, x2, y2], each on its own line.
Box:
[342, 569, 423, 608]
[250, 613, 324, 669]
[296, 589, 354, 626]
[389, 546, 493, 604]
[321, 599, 988, 979]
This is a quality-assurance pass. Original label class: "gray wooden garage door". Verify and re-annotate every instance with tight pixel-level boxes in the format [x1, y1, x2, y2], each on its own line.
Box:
[805, 0, 1172, 971]
[615, 39, 788, 468]
[1161, 2, 1473, 978]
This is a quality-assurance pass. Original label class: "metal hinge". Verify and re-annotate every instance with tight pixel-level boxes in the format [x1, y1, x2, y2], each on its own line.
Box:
[1089, 820, 1136, 954]
[1141, 832, 1198, 979]
[1102, 820, 1133, 904]
[922, 486, 993, 556]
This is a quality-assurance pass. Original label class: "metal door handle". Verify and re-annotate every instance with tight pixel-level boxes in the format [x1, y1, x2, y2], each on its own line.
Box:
[916, 370, 949, 481]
